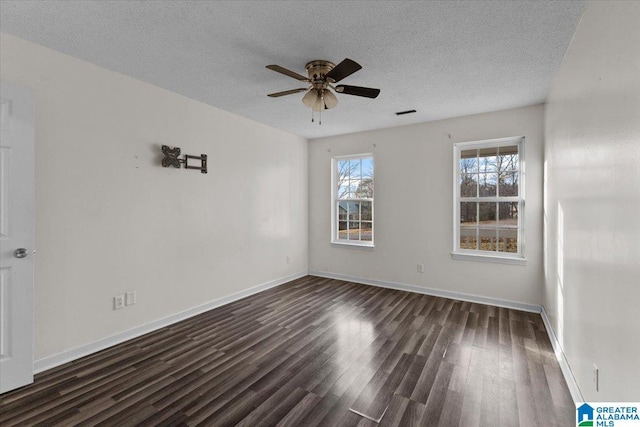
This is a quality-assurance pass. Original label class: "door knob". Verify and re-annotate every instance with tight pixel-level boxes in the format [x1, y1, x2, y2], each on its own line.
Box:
[14, 248, 28, 258]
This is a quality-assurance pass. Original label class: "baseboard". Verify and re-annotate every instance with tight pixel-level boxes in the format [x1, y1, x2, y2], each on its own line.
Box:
[33, 271, 307, 374]
[540, 306, 583, 403]
[33, 268, 583, 408]
[308, 270, 542, 313]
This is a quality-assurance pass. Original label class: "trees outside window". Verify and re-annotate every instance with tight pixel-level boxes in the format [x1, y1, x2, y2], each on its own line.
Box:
[454, 137, 525, 261]
[333, 155, 374, 245]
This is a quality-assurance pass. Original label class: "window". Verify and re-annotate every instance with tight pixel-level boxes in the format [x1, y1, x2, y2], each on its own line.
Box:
[453, 137, 525, 264]
[332, 154, 374, 246]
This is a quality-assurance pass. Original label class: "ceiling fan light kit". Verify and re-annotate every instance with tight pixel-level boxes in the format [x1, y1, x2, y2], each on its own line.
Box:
[266, 58, 380, 124]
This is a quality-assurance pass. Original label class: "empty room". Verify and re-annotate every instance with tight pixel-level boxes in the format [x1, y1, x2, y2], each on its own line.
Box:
[0, 1, 638, 426]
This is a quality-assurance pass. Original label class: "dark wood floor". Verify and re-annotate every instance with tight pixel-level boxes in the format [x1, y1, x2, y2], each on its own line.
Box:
[0, 276, 574, 426]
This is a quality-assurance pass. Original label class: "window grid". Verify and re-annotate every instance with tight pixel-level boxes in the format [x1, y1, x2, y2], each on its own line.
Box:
[454, 137, 524, 259]
[333, 154, 374, 246]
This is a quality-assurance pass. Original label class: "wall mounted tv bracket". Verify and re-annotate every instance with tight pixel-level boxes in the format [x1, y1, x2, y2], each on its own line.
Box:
[161, 145, 207, 174]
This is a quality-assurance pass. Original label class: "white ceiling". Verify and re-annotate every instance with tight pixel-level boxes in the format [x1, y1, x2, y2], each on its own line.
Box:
[0, 1, 586, 139]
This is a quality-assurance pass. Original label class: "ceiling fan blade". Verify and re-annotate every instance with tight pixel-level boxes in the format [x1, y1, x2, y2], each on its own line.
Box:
[335, 85, 380, 99]
[325, 58, 362, 83]
[268, 88, 308, 97]
[266, 65, 309, 81]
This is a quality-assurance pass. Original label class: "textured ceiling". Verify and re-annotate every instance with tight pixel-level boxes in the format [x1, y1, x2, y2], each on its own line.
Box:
[0, 1, 586, 139]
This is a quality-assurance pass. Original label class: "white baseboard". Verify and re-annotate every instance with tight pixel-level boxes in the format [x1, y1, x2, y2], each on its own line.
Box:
[33, 271, 307, 374]
[308, 270, 542, 313]
[33, 269, 583, 409]
[540, 306, 583, 403]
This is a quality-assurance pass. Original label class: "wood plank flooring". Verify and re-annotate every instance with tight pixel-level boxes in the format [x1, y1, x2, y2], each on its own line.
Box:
[0, 276, 575, 426]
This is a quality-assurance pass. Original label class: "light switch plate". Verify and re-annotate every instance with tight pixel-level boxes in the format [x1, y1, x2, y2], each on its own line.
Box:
[126, 291, 136, 306]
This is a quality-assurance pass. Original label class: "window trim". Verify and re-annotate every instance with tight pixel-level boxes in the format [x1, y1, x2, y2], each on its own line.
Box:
[331, 153, 374, 247]
[452, 136, 526, 264]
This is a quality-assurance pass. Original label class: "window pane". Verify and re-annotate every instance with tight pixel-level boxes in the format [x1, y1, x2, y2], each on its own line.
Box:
[338, 160, 351, 179]
[478, 147, 498, 172]
[338, 201, 348, 220]
[338, 221, 348, 240]
[349, 159, 362, 180]
[355, 178, 373, 198]
[460, 150, 478, 172]
[460, 227, 477, 250]
[498, 172, 518, 197]
[338, 183, 350, 199]
[348, 221, 360, 240]
[362, 157, 374, 179]
[361, 222, 373, 241]
[460, 202, 477, 225]
[498, 146, 518, 173]
[498, 202, 518, 227]
[348, 201, 360, 220]
[479, 228, 497, 251]
[498, 228, 518, 253]
[479, 202, 496, 224]
[361, 201, 372, 221]
[460, 173, 477, 197]
[348, 182, 359, 197]
[337, 160, 351, 198]
[479, 173, 497, 196]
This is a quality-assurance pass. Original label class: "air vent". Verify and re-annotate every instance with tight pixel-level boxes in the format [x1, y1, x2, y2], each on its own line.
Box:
[395, 109, 416, 116]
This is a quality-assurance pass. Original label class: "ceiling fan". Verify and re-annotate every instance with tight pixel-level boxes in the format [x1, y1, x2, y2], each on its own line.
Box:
[266, 58, 380, 124]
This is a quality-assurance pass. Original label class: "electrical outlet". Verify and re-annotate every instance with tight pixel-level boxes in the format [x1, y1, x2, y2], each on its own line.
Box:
[114, 295, 125, 310]
[286, 256, 291, 264]
[417, 263, 424, 273]
[593, 363, 599, 392]
[126, 291, 136, 306]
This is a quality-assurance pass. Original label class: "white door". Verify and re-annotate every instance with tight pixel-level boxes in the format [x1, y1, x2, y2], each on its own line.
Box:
[0, 82, 35, 393]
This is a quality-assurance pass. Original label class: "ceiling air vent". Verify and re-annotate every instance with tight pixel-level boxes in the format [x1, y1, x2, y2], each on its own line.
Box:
[395, 109, 416, 116]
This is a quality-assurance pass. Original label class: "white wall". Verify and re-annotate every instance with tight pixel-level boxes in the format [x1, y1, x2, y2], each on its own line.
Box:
[309, 105, 544, 306]
[544, 1, 640, 401]
[0, 34, 308, 360]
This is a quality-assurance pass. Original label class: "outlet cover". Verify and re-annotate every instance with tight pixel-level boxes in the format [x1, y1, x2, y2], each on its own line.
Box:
[593, 363, 599, 392]
[114, 295, 125, 310]
[417, 264, 424, 273]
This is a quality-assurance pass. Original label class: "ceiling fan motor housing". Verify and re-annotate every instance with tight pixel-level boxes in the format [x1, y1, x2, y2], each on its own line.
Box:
[305, 60, 336, 88]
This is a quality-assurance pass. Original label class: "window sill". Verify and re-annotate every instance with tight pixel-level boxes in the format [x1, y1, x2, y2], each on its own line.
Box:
[451, 251, 527, 266]
[331, 241, 375, 251]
